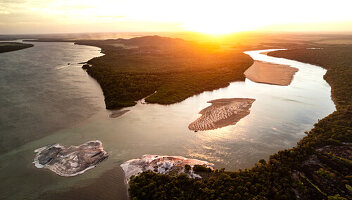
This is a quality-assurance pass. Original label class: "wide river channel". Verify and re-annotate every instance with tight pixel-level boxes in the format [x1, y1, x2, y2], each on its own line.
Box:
[0, 41, 335, 199]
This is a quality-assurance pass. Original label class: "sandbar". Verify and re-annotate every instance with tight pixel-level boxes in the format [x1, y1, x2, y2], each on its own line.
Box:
[244, 61, 298, 86]
[109, 110, 130, 118]
[188, 98, 255, 131]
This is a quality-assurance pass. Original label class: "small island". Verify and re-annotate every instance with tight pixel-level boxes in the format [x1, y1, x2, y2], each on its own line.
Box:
[189, 98, 255, 131]
[0, 42, 33, 53]
[33, 140, 108, 176]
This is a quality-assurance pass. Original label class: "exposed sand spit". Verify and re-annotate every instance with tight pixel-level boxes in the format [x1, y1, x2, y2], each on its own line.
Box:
[33, 140, 108, 176]
[244, 61, 298, 86]
[109, 110, 130, 118]
[188, 98, 255, 131]
[120, 155, 214, 183]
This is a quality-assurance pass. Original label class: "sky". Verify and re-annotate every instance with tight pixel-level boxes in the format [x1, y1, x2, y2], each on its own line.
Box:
[1, 0, 352, 34]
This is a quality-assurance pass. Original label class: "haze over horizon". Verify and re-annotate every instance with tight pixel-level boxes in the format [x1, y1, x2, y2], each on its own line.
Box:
[1, 0, 352, 35]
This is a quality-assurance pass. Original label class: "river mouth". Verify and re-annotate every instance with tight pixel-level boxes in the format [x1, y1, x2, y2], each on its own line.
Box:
[0, 45, 335, 199]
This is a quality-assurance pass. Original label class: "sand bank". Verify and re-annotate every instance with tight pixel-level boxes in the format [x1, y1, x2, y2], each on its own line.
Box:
[244, 61, 298, 86]
[188, 98, 255, 131]
[109, 110, 130, 118]
[120, 155, 214, 182]
[33, 140, 108, 176]
[260, 51, 270, 55]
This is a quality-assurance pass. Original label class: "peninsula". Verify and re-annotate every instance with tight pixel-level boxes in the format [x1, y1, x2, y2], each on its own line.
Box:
[0, 42, 33, 53]
[76, 36, 253, 109]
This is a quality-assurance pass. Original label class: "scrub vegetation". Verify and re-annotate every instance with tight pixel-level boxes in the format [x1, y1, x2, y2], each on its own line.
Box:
[128, 46, 352, 199]
[76, 36, 253, 109]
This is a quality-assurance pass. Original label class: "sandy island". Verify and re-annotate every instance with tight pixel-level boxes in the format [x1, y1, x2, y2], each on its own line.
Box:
[188, 98, 255, 131]
[244, 61, 298, 86]
[120, 155, 214, 183]
[33, 140, 108, 176]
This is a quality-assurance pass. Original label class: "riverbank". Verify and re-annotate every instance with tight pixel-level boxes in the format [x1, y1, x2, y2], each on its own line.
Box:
[0, 42, 33, 53]
[129, 47, 352, 199]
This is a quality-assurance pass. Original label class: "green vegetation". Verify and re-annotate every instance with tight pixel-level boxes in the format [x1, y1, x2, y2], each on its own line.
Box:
[328, 194, 347, 200]
[300, 173, 327, 196]
[129, 46, 352, 199]
[316, 168, 335, 180]
[76, 36, 253, 109]
[184, 165, 191, 172]
[0, 42, 33, 53]
[193, 165, 212, 173]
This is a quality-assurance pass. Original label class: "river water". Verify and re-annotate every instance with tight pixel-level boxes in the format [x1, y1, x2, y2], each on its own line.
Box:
[0, 42, 335, 199]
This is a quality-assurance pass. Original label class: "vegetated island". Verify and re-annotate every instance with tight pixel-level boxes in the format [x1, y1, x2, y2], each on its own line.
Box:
[75, 36, 253, 109]
[128, 46, 352, 200]
[0, 42, 33, 53]
[244, 61, 298, 86]
[188, 98, 255, 131]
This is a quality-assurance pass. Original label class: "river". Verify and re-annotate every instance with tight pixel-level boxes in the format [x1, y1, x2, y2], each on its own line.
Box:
[0, 42, 335, 199]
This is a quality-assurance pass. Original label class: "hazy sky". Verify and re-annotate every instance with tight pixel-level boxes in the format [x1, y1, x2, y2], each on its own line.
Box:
[1, 0, 352, 34]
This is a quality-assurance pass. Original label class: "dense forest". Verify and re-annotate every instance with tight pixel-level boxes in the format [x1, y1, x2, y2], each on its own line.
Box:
[128, 46, 352, 199]
[76, 36, 253, 109]
[0, 42, 33, 53]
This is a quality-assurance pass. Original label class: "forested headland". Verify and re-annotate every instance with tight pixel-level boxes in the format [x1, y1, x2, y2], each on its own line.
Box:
[0, 42, 33, 53]
[76, 36, 253, 109]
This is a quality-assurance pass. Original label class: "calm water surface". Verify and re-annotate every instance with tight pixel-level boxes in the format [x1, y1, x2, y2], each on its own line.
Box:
[0, 43, 335, 199]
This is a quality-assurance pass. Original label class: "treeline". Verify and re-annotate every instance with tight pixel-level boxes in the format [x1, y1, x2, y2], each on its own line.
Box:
[76, 36, 253, 109]
[129, 46, 352, 199]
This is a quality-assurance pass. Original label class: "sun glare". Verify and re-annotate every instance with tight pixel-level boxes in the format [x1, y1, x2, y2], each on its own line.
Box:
[183, 22, 245, 35]
[183, 20, 257, 35]
[1, 0, 352, 34]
